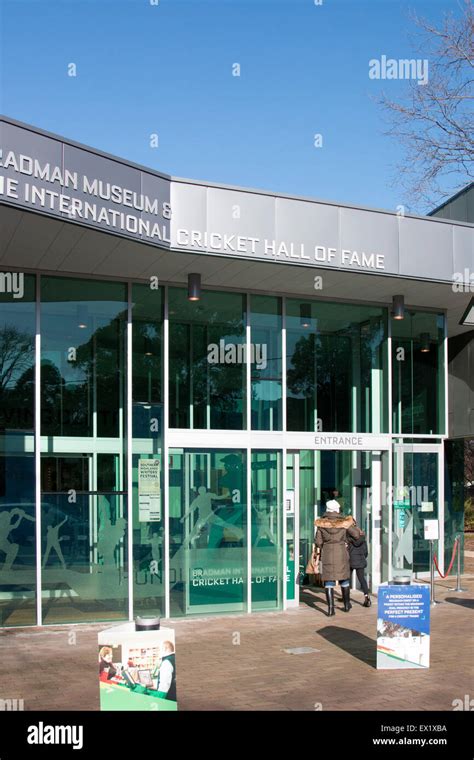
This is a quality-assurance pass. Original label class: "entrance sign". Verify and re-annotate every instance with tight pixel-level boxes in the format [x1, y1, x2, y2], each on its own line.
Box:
[138, 459, 161, 522]
[377, 585, 430, 669]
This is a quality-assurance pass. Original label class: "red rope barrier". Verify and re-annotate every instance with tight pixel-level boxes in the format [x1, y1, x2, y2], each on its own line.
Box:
[433, 537, 459, 579]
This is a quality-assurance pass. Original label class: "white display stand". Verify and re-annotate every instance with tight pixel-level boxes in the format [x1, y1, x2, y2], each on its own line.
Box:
[98, 622, 177, 711]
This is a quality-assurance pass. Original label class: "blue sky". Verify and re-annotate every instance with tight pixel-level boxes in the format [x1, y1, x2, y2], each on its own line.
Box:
[0, 0, 463, 213]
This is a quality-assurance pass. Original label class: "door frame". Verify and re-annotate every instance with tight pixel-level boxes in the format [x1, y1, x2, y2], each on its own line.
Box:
[392, 442, 444, 579]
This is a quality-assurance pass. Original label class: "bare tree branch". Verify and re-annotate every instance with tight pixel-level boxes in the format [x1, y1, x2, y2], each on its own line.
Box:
[377, 0, 473, 210]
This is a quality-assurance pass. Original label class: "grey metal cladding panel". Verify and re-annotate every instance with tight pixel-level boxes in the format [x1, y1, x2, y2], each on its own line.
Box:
[340, 207, 399, 275]
[170, 182, 208, 249]
[1, 121, 63, 209]
[468, 190, 474, 224]
[206, 186, 276, 257]
[0, 204, 22, 259]
[37, 222, 86, 270]
[453, 225, 474, 275]
[2, 213, 61, 268]
[399, 216, 453, 281]
[140, 171, 171, 246]
[275, 197, 339, 261]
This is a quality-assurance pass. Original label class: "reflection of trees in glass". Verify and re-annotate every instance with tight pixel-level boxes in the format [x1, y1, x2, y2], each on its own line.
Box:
[170, 313, 245, 428]
[0, 325, 34, 430]
[41, 312, 126, 437]
[287, 332, 351, 431]
[133, 321, 162, 403]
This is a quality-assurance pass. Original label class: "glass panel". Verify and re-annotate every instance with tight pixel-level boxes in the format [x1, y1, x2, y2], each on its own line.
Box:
[381, 450, 390, 583]
[319, 450, 353, 515]
[169, 448, 247, 615]
[251, 450, 283, 611]
[299, 450, 316, 586]
[131, 283, 165, 617]
[168, 289, 246, 429]
[0, 274, 36, 626]
[250, 295, 282, 430]
[444, 439, 465, 573]
[286, 300, 387, 432]
[285, 454, 295, 601]
[392, 447, 439, 578]
[392, 312, 445, 434]
[40, 277, 127, 623]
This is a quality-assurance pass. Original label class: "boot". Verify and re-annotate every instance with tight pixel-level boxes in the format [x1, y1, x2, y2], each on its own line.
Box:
[363, 594, 372, 608]
[342, 586, 352, 612]
[325, 587, 335, 617]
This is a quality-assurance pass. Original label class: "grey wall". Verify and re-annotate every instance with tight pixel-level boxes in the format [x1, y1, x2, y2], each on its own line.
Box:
[430, 184, 474, 224]
[448, 330, 474, 438]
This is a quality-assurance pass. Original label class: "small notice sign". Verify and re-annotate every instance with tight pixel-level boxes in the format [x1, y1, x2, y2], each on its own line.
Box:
[138, 459, 161, 522]
[423, 519, 439, 540]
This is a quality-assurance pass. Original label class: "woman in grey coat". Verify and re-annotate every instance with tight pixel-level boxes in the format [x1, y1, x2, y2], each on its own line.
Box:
[313, 500, 361, 616]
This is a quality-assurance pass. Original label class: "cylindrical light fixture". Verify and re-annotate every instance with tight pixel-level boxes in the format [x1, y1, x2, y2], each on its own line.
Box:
[420, 332, 431, 352]
[392, 295, 405, 320]
[187, 273, 201, 301]
[144, 337, 153, 356]
[300, 303, 311, 328]
[77, 304, 88, 329]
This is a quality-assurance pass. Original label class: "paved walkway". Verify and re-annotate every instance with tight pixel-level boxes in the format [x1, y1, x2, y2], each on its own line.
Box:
[0, 578, 473, 711]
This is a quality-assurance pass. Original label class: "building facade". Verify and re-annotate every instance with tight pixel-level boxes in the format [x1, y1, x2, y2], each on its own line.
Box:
[0, 117, 472, 626]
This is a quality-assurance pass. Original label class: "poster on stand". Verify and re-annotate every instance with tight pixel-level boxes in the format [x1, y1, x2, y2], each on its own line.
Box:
[377, 585, 430, 669]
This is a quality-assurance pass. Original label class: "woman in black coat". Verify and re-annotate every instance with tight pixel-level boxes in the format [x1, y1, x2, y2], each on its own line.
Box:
[347, 531, 371, 607]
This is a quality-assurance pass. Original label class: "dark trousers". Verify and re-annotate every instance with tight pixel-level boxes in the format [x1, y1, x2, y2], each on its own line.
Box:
[354, 567, 369, 595]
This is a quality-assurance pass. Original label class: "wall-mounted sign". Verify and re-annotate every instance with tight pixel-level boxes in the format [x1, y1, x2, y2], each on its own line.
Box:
[421, 501, 434, 512]
[0, 119, 464, 285]
[138, 459, 161, 522]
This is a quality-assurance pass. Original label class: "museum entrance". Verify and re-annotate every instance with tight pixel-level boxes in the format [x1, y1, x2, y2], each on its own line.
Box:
[286, 448, 386, 606]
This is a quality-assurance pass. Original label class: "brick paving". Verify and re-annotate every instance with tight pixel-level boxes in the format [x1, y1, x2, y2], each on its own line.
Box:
[0, 577, 473, 712]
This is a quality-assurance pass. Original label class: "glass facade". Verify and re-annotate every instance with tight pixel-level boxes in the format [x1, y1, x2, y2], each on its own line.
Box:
[169, 448, 247, 616]
[132, 283, 164, 617]
[0, 275, 36, 626]
[40, 277, 128, 624]
[250, 295, 282, 430]
[392, 311, 445, 435]
[286, 299, 388, 433]
[168, 288, 246, 429]
[0, 273, 453, 626]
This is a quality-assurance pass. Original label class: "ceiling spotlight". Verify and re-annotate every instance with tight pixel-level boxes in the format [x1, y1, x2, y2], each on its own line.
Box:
[392, 295, 405, 320]
[77, 304, 88, 329]
[187, 273, 201, 301]
[300, 303, 311, 328]
[420, 332, 431, 353]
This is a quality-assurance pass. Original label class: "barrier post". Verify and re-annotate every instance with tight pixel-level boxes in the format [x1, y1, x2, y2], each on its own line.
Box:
[429, 540, 440, 607]
[449, 534, 467, 593]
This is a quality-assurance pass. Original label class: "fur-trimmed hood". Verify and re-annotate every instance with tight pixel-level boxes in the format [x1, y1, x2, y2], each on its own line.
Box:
[314, 513, 355, 529]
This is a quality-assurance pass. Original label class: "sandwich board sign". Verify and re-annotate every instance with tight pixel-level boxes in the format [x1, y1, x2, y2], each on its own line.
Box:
[377, 585, 430, 669]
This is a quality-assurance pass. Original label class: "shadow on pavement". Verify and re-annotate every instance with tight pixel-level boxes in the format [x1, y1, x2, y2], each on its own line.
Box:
[444, 596, 474, 609]
[316, 626, 377, 668]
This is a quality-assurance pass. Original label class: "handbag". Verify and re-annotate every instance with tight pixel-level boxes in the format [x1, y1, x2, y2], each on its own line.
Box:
[305, 546, 320, 575]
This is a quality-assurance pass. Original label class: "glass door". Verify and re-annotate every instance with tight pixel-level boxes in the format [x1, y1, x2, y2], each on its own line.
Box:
[392, 444, 441, 578]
